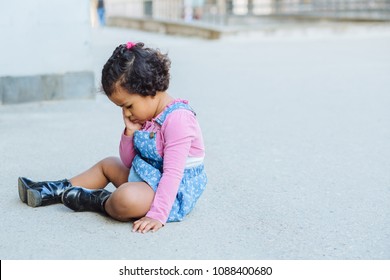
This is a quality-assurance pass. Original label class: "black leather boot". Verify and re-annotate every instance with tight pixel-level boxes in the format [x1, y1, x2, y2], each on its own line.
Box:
[61, 187, 111, 214]
[18, 177, 72, 207]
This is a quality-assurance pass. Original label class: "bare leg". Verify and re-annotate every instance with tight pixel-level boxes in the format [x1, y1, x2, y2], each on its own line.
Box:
[105, 182, 155, 221]
[68, 156, 154, 222]
[69, 156, 129, 189]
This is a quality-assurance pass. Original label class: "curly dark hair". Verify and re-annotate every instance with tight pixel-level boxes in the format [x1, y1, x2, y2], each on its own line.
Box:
[101, 42, 171, 97]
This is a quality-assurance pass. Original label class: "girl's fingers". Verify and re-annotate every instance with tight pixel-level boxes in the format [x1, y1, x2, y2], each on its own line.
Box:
[132, 218, 163, 233]
[141, 223, 154, 234]
[132, 219, 143, 232]
[132, 219, 148, 232]
[150, 223, 162, 233]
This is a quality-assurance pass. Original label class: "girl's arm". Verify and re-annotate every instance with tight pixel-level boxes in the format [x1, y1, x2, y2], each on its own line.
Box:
[119, 107, 141, 168]
[119, 132, 136, 168]
[145, 110, 197, 224]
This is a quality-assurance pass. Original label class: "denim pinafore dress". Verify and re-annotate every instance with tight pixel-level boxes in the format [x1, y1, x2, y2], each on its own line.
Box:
[128, 102, 207, 222]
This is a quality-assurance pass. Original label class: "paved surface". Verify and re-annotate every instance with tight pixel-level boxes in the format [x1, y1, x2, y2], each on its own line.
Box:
[1, 23, 390, 259]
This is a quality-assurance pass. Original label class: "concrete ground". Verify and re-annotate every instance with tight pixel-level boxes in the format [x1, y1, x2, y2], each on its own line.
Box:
[1, 23, 390, 259]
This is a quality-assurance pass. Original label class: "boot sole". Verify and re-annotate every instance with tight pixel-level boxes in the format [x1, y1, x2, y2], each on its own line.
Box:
[26, 189, 42, 207]
[18, 177, 29, 203]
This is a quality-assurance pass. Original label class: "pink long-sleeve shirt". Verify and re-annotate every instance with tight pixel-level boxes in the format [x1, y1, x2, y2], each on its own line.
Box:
[119, 100, 205, 224]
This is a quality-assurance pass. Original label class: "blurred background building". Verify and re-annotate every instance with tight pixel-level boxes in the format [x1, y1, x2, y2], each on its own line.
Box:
[104, 0, 390, 39]
[105, 0, 390, 24]
[1, 0, 389, 104]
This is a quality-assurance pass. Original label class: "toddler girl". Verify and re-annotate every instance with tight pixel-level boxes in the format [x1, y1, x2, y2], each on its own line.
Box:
[17, 41, 207, 233]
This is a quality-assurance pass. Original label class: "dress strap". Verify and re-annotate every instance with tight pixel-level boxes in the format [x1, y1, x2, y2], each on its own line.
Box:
[155, 101, 196, 126]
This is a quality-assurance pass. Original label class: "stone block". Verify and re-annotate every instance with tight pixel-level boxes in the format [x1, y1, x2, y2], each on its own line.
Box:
[0, 71, 95, 105]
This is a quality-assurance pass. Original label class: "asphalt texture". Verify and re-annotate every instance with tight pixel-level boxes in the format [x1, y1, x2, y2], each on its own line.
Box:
[1, 23, 390, 259]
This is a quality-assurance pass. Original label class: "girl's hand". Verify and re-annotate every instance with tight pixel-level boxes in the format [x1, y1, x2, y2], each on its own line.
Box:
[123, 108, 142, 136]
[132, 217, 163, 233]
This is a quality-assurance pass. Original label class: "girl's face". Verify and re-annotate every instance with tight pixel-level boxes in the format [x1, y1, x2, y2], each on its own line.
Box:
[109, 86, 159, 125]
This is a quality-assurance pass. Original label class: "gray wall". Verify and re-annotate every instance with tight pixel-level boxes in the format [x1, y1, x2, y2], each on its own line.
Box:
[0, 0, 95, 104]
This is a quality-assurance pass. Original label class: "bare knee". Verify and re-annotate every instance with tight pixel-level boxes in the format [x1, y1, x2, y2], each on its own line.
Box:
[105, 182, 154, 221]
[98, 156, 121, 169]
[98, 157, 129, 188]
[70, 156, 125, 189]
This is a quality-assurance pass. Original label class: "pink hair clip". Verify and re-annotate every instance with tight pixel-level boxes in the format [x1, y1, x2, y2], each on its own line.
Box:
[126, 42, 136, 49]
